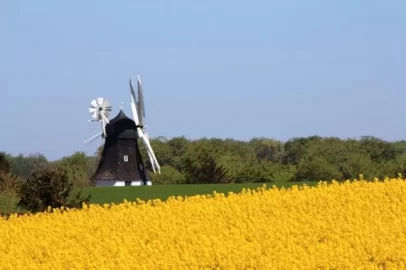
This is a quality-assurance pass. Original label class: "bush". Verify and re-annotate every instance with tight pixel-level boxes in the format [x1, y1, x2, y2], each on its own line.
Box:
[17, 166, 90, 213]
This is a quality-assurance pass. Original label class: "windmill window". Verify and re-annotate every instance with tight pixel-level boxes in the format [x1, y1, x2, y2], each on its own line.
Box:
[124, 155, 128, 162]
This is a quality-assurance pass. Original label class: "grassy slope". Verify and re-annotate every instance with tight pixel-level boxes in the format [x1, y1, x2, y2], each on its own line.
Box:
[80, 182, 316, 204]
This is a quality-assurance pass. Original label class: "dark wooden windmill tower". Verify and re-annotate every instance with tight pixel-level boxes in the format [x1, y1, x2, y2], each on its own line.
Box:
[83, 76, 160, 187]
[91, 109, 149, 186]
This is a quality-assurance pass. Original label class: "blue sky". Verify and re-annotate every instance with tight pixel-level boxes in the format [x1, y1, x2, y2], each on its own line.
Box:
[1, 0, 405, 160]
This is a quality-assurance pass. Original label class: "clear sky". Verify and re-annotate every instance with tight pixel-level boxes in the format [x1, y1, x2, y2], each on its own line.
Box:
[1, 0, 405, 160]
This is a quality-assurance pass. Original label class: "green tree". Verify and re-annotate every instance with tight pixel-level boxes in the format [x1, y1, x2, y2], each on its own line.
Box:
[182, 141, 233, 184]
[282, 136, 322, 165]
[234, 160, 275, 183]
[293, 154, 342, 182]
[57, 152, 93, 187]
[6, 153, 48, 180]
[167, 136, 190, 171]
[359, 136, 399, 162]
[337, 153, 374, 180]
[249, 138, 284, 163]
[149, 165, 186, 184]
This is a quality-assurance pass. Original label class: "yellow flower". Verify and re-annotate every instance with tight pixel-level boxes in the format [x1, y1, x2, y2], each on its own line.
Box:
[1, 177, 406, 268]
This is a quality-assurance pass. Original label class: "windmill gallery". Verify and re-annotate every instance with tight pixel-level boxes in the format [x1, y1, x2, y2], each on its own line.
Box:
[83, 75, 161, 187]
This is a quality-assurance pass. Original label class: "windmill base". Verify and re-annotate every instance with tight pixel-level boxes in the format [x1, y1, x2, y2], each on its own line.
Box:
[94, 180, 152, 187]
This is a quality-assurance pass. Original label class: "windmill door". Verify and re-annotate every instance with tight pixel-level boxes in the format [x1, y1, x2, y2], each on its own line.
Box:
[116, 139, 146, 181]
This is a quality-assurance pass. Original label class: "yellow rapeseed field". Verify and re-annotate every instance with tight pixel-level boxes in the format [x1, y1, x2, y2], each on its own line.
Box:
[1, 176, 406, 269]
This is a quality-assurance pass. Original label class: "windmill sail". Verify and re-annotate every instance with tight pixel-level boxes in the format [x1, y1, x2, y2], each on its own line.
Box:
[129, 75, 161, 174]
[129, 79, 140, 125]
[137, 74, 146, 123]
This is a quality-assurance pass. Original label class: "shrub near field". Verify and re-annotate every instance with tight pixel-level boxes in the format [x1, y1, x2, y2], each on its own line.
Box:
[1, 177, 406, 268]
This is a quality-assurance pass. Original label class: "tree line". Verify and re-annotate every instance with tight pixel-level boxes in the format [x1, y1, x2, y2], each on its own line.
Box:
[2, 135, 406, 215]
[3, 135, 406, 187]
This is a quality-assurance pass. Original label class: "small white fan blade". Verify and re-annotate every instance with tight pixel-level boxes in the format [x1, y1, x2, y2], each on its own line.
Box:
[90, 99, 98, 108]
[89, 107, 98, 113]
[91, 112, 99, 120]
[103, 100, 112, 111]
[97, 97, 104, 106]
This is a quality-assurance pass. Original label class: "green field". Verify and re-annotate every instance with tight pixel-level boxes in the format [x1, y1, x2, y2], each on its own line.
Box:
[81, 182, 316, 204]
[0, 182, 318, 214]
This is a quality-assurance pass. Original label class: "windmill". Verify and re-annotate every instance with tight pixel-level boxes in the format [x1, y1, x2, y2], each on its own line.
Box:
[83, 75, 160, 187]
